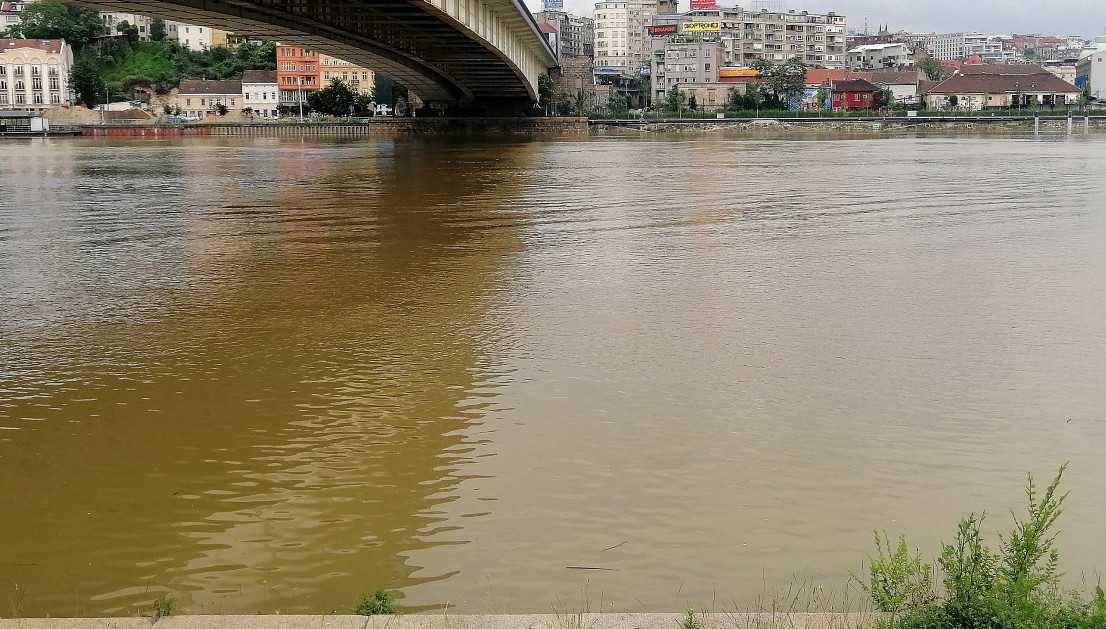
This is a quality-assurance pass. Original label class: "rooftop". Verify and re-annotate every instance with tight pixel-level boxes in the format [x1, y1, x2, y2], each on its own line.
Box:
[0, 39, 66, 53]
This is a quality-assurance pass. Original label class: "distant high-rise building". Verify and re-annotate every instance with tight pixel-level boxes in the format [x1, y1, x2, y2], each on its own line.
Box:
[594, 0, 677, 72]
[535, 10, 595, 59]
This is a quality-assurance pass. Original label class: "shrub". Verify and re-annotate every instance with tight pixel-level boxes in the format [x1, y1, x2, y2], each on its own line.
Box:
[354, 588, 395, 615]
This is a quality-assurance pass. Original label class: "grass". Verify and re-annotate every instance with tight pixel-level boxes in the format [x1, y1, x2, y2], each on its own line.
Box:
[856, 464, 1106, 629]
[354, 588, 396, 615]
[152, 594, 177, 618]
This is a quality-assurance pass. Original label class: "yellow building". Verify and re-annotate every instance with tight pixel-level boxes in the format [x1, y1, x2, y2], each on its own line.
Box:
[318, 54, 375, 95]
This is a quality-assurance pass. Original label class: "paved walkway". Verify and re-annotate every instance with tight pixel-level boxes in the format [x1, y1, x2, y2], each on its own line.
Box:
[0, 613, 881, 629]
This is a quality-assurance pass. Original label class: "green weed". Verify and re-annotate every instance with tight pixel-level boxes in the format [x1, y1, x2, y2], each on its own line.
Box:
[152, 594, 177, 618]
[681, 609, 702, 629]
[354, 588, 396, 615]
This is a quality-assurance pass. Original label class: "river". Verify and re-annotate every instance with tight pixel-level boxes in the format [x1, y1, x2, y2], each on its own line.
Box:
[1, 133, 1105, 617]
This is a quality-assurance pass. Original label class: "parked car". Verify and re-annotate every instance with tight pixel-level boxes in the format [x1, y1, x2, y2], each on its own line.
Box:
[374, 104, 393, 116]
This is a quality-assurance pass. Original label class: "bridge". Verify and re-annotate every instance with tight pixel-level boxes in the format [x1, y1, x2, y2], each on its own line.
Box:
[64, 0, 559, 113]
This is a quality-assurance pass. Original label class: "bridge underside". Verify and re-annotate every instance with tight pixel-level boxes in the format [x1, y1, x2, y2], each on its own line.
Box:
[66, 0, 556, 111]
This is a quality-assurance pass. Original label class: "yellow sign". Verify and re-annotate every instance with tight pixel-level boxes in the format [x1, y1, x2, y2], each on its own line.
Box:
[682, 20, 721, 32]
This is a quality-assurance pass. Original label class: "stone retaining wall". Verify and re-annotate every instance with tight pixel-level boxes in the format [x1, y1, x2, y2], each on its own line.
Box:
[80, 118, 588, 138]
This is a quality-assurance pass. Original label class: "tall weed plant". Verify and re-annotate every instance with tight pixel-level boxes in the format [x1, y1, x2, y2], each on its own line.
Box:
[859, 464, 1106, 629]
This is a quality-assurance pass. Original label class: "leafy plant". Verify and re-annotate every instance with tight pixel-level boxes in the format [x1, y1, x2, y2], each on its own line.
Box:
[680, 609, 701, 629]
[354, 588, 395, 615]
[853, 531, 933, 616]
[152, 595, 177, 618]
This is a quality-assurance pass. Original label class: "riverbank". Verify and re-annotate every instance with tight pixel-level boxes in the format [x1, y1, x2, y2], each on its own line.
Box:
[71, 117, 588, 137]
[590, 115, 1106, 134]
[0, 613, 882, 629]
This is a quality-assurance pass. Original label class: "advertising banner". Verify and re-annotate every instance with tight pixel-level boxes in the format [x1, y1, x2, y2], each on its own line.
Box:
[690, 0, 717, 8]
[648, 24, 678, 36]
[542, 0, 564, 9]
[682, 20, 721, 32]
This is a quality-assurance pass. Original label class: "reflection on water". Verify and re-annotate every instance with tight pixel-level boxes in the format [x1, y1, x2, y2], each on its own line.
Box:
[2, 134, 1106, 617]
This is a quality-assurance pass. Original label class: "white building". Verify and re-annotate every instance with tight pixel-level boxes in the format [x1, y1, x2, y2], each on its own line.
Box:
[0, 39, 75, 110]
[1076, 36, 1106, 101]
[1, 1, 33, 34]
[650, 8, 848, 69]
[167, 21, 230, 51]
[241, 69, 278, 118]
[100, 12, 154, 40]
[847, 42, 912, 69]
[535, 10, 595, 59]
[594, 0, 676, 72]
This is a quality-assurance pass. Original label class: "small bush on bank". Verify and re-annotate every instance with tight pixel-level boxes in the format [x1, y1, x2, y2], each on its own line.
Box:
[354, 588, 396, 615]
[858, 464, 1106, 629]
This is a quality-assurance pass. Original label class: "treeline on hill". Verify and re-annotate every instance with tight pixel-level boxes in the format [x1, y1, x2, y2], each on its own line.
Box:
[1, 1, 276, 106]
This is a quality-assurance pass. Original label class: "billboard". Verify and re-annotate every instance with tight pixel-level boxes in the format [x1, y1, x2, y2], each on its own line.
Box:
[648, 24, 678, 36]
[542, 0, 563, 9]
[690, 0, 717, 8]
[682, 20, 721, 31]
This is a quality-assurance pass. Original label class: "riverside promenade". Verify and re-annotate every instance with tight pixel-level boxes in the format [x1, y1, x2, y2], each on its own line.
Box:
[0, 613, 881, 629]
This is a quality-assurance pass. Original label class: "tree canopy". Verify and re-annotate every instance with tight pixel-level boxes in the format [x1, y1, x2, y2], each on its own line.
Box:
[750, 57, 807, 109]
[1, 1, 104, 50]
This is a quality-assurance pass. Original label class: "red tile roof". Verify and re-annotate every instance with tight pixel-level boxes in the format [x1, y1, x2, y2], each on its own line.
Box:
[0, 39, 65, 53]
[804, 69, 872, 85]
[538, 23, 557, 33]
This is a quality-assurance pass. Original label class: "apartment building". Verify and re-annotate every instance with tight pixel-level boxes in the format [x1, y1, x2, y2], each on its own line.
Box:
[276, 45, 319, 112]
[927, 32, 1012, 62]
[168, 22, 230, 51]
[0, 39, 74, 110]
[594, 0, 676, 72]
[847, 42, 912, 70]
[650, 38, 724, 103]
[1, 2, 32, 34]
[649, 7, 848, 69]
[171, 79, 242, 118]
[242, 69, 278, 118]
[1076, 35, 1106, 100]
[535, 10, 595, 59]
[318, 53, 375, 95]
[100, 12, 153, 40]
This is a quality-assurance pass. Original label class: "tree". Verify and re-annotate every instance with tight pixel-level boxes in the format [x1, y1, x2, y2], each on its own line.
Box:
[306, 78, 357, 116]
[538, 73, 554, 114]
[71, 53, 106, 105]
[214, 103, 228, 116]
[608, 93, 631, 116]
[1078, 83, 1092, 107]
[872, 88, 892, 109]
[918, 56, 951, 82]
[150, 19, 167, 42]
[3, 1, 104, 51]
[687, 94, 698, 111]
[664, 86, 687, 114]
[948, 94, 959, 108]
[751, 57, 806, 109]
[116, 20, 140, 45]
[815, 84, 829, 110]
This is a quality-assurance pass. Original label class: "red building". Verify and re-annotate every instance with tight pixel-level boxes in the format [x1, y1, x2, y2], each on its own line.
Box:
[276, 45, 319, 113]
[828, 78, 880, 110]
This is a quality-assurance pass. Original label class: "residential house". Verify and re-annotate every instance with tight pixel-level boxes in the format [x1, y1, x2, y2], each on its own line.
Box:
[535, 10, 595, 59]
[650, 38, 724, 104]
[1076, 35, 1106, 100]
[277, 45, 319, 114]
[318, 54, 374, 97]
[172, 80, 242, 118]
[846, 42, 912, 70]
[0, 39, 75, 110]
[870, 69, 923, 105]
[168, 22, 230, 51]
[828, 77, 879, 109]
[242, 69, 278, 118]
[924, 65, 1080, 110]
[100, 12, 154, 40]
[1, 1, 32, 33]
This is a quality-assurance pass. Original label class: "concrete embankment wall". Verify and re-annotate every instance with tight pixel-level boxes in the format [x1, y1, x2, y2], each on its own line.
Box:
[0, 612, 881, 629]
[80, 118, 588, 138]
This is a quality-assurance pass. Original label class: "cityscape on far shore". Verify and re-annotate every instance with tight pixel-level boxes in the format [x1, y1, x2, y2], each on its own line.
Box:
[0, 0, 1103, 121]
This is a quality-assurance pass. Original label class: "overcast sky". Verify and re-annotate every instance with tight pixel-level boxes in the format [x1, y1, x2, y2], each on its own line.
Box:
[523, 0, 1106, 38]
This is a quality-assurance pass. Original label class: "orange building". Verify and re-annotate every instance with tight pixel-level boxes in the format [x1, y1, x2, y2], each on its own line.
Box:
[276, 45, 319, 113]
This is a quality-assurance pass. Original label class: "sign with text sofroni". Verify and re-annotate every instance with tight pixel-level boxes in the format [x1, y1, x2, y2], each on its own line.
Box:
[690, 0, 717, 8]
[648, 24, 678, 36]
[543, 0, 564, 9]
[682, 20, 721, 31]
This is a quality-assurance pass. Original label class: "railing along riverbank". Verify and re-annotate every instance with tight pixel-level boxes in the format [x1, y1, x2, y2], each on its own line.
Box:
[75, 117, 588, 138]
[591, 114, 1106, 131]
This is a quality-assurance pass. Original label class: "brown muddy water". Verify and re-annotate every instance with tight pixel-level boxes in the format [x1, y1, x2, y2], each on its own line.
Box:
[1, 134, 1105, 617]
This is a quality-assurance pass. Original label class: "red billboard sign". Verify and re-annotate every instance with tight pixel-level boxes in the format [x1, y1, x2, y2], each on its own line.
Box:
[648, 24, 678, 36]
[690, 0, 716, 8]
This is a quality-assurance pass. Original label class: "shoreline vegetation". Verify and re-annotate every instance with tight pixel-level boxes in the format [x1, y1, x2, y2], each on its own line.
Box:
[5, 468, 1100, 627]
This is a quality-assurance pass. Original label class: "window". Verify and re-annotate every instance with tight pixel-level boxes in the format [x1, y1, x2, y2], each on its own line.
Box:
[15, 93, 25, 104]
[32, 77, 41, 90]
[33, 92, 43, 104]
[51, 94, 60, 104]
[14, 79, 24, 91]
[31, 65, 40, 76]
[186, 98, 192, 105]
[14, 65, 24, 77]
[0, 94, 6, 104]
